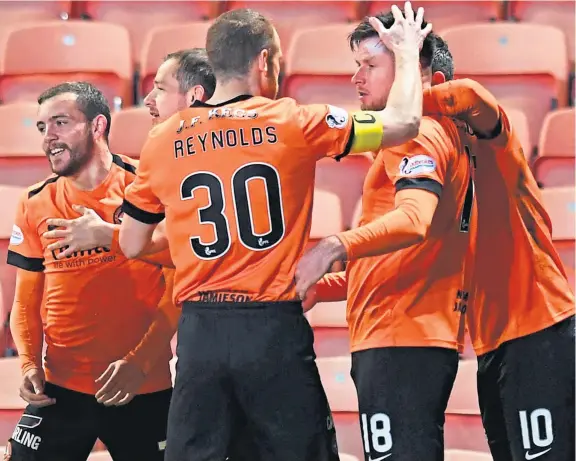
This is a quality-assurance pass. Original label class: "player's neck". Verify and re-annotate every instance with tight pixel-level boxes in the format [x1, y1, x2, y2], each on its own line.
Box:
[208, 79, 254, 105]
[68, 147, 114, 191]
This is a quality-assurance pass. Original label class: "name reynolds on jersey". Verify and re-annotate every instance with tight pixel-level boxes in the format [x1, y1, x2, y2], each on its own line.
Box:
[174, 107, 277, 159]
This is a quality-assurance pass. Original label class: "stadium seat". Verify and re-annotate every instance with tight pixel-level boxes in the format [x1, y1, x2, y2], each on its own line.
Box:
[307, 300, 347, 328]
[510, 0, 575, 66]
[80, 1, 219, 63]
[505, 107, 532, 159]
[0, 102, 44, 158]
[445, 449, 492, 460]
[541, 186, 576, 286]
[283, 24, 358, 108]
[87, 450, 113, 460]
[0, 1, 70, 25]
[369, 1, 503, 32]
[225, 1, 359, 54]
[440, 23, 569, 150]
[316, 155, 372, 232]
[533, 108, 575, 187]
[339, 454, 359, 461]
[0, 357, 25, 410]
[109, 107, 151, 158]
[0, 21, 133, 107]
[139, 22, 212, 97]
[0, 102, 54, 187]
[311, 189, 343, 239]
[446, 359, 480, 415]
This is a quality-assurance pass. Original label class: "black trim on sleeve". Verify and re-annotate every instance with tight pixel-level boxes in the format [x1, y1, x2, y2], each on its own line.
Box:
[112, 154, 137, 175]
[7, 250, 45, 272]
[334, 121, 355, 162]
[122, 199, 165, 225]
[474, 114, 503, 140]
[395, 177, 443, 198]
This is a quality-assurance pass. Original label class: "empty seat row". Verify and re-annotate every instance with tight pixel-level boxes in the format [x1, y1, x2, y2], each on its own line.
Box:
[0, 20, 572, 148]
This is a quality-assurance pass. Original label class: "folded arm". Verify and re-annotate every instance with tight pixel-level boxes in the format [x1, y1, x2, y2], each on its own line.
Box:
[425, 78, 502, 139]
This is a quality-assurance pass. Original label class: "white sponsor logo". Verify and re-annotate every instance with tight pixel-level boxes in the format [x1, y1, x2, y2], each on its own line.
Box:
[158, 440, 167, 451]
[525, 449, 552, 460]
[399, 155, 436, 176]
[12, 426, 41, 450]
[9, 224, 23, 246]
[325, 105, 349, 129]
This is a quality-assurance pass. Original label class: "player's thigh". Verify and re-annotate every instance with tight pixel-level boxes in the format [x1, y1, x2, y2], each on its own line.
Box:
[351, 347, 459, 461]
[499, 316, 575, 461]
[476, 350, 514, 461]
[99, 388, 172, 461]
[233, 309, 339, 461]
[5, 383, 98, 461]
[164, 307, 234, 461]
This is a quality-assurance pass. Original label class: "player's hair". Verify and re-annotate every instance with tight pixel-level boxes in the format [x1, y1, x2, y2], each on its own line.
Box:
[164, 48, 216, 98]
[349, 11, 436, 69]
[206, 8, 278, 81]
[431, 35, 454, 81]
[37, 82, 111, 142]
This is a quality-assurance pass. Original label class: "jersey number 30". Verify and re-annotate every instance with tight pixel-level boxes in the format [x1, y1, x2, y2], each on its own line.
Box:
[180, 162, 285, 260]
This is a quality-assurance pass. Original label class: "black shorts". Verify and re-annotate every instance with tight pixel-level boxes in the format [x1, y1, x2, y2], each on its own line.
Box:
[477, 315, 575, 461]
[351, 346, 459, 461]
[5, 382, 171, 461]
[166, 301, 339, 461]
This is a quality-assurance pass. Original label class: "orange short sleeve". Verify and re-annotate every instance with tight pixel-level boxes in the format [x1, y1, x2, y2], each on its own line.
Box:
[297, 103, 354, 160]
[122, 133, 165, 224]
[7, 192, 44, 272]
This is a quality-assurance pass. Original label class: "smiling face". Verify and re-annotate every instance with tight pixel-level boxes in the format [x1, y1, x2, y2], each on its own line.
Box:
[144, 58, 190, 124]
[36, 93, 95, 176]
[351, 37, 396, 111]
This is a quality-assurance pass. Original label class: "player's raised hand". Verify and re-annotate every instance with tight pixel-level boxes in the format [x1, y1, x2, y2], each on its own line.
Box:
[43, 205, 115, 258]
[19, 368, 56, 407]
[369, 2, 432, 55]
[95, 359, 145, 406]
[295, 236, 346, 300]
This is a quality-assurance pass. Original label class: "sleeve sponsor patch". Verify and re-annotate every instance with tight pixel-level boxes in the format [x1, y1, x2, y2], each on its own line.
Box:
[9, 224, 24, 246]
[399, 155, 436, 176]
[325, 105, 349, 130]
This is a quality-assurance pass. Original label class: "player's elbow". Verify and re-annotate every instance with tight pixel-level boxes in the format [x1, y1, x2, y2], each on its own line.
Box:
[119, 232, 143, 259]
[380, 111, 421, 148]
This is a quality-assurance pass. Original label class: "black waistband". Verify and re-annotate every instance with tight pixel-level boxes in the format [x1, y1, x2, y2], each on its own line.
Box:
[182, 300, 303, 313]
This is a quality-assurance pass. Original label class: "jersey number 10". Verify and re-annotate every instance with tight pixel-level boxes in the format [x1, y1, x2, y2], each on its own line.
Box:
[180, 162, 285, 260]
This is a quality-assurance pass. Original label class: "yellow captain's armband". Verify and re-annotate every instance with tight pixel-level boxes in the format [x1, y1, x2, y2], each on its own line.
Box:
[350, 111, 383, 153]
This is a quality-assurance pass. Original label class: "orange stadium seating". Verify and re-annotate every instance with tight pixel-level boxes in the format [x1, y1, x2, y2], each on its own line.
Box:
[440, 22, 569, 151]
[369, 0, 504, 31]
[0, 21, 133, 107]
[533, 108, 575, 187]
[139, 22, 212, 97]
[79, 1, 219, 65]
[109, 106, 151, 158]
[0, 2, 573, 460]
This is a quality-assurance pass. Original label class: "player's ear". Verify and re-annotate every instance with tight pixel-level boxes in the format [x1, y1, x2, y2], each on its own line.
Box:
[186, 85, 206, 105]
[432, 71, 446, 86]
[92, 114, 108, 141]
[257, 48, 269, 75]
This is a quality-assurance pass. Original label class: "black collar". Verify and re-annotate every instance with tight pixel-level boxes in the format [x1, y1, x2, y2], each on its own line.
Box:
[191, 94, 253, 108]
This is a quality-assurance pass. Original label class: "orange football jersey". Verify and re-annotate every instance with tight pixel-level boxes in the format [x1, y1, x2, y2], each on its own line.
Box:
[465, 107, 575, 355]
[7, 154, 173, 394]
[345, 116, 473, 352]
[124, 95, 355, 304]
